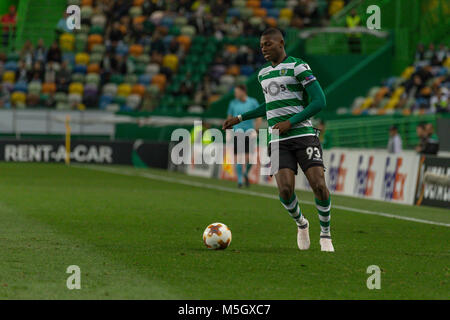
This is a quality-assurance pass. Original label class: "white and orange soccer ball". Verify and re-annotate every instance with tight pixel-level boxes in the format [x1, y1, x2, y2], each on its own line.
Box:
[203, 222, 232, 250]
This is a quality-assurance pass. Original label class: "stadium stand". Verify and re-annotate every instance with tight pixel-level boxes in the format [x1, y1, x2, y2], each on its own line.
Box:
[0, 0, 334, 112]
[351, 43, 449, 116]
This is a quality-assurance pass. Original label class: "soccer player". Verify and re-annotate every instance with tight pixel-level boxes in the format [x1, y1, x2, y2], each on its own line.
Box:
[222, 28, 334, 252]
[227, 84, 262, 188]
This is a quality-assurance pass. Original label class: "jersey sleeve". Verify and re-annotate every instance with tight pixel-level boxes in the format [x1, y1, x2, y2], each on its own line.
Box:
[294, 62, 316, 88]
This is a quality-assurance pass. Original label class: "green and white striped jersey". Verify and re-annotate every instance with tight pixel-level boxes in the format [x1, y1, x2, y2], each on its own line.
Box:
[257, 56, 317, 143]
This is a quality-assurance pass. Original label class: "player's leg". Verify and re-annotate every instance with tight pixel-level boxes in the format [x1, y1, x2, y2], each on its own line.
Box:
[304, 166, 334, 252]
[272, 138, 310, 250]
[233, 135, 244, 188]
[244, 152, 251, 187]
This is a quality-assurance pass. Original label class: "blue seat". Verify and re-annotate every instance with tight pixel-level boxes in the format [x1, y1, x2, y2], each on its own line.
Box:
[14, 81, 28, 93]
[161, 16, 174, 28]
[261, 0, 274, 9]
[267, 8, 280, 18]
[99, 95, 113, 109]
[240, 65, 254, 76]
[73, 64, 87, 74]
[115, 43, 129, 56]
[138, 74, 151, 85]
[4, 61, 18, 72]
[227, 8, 240, 17]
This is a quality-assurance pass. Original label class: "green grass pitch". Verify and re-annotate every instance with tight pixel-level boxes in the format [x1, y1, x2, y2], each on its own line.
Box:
[0, 163, 448, 299]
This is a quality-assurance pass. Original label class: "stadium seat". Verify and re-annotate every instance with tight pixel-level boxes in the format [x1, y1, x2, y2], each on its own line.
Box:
[75, 52, 90, 65]
[42, 82, 57, 94]
[87, 34, 103, 51]
[151, 74, 167, 90]
[138, 74, 152, 86]
[261, 0, 273, 9]
[11, 91, 26, 105]
[126, 94, 141, 109]
[130, 44, 144, 57]
[69, 82, 84, 95]
[4, 61, 18, 72]
[14, 81, 28, 93]
[73, 64, 87, 74]
[80, 6, 93, 20]
[131, 84, 146, 96]
[267, 8, 280, 18]
[180, 25, 196, 37]
[162, 54, 179, 72]
[247, 0, 261, 9]
[68, 93, 82, 107]
[279, 8, 293, 19]
[3, 71, 16, 83]
[253, 8, 267, 17]
[86, 73, 100, 85]
[28, 81, 42, 95]
[101, 84, 117, 98]
[117, 83, 132, 97]
[60, 33, 75, 52]
[146, 63, 160, 76]
[91, 14, 107, 28]
[129, 6, 143, 18]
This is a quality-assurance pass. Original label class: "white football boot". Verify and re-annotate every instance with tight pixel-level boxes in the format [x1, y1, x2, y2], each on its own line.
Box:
[320, 234, 334, 252]
[297, 219, 310, 250]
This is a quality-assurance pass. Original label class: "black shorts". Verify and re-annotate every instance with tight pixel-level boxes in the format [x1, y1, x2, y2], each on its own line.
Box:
[269, 135, 324, 175]
[233, 135, 251, 154]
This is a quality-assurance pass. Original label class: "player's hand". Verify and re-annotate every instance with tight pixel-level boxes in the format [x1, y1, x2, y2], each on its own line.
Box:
[272, 120, 292, 135]
[222, 117, 240, 130]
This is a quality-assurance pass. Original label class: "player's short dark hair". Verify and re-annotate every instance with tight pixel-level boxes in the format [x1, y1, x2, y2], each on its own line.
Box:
[235, 84, 247, 93]
[390, 125, 398, 131]
[261, 27, 285, 39]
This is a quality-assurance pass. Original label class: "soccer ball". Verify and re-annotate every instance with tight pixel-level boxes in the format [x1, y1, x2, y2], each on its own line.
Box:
[203, 222, 232, 250]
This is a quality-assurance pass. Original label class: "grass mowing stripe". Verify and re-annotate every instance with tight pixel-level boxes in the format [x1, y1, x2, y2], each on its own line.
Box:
[80, 165, 450, 228]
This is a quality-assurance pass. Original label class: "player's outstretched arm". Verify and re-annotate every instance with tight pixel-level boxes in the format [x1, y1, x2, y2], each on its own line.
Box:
[222, 103, 266, 130]
[288, 81, 326, 125]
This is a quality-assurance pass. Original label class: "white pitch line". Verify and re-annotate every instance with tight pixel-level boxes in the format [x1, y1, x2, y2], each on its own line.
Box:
[80, 165, 450, 228]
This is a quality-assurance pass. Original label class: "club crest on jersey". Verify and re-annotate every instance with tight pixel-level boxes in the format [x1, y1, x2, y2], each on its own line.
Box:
[280, 68, 287, 76]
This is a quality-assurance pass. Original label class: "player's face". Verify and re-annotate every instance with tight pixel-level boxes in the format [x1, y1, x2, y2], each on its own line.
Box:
[260, 35, 282, 62]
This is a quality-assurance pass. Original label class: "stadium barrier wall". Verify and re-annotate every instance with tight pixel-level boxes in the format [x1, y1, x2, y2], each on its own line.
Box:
[0, 139, 169, 169]
[181, 146, 446, 206]
[414, 155, 450, 209]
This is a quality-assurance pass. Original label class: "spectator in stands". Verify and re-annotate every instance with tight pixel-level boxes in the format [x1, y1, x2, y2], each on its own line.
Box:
[34, 39, 47, 63]
[46, 41, 62, 64]
[415, 123, 439, 155]
[1, 5, 16, 47]
[20, 40, 34, 71]
[346, 9, 361, 54]
[16, 60, 28, 83]
[318, 120, 333, 149]
[387, 125, 402, 154]
[55, 12, 71, 37]
[30, 61, 44, 82]
[430, 87, 449, 113]
[56, 61, 71, 93]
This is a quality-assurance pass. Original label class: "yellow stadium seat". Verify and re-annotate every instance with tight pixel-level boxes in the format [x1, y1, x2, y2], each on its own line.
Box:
[361, 97, 373, 109]
[162, 54, 179, 72]
[117, 83, 132, 97]
[401, 66, 415, 79]
[69, 82, 84, 95]
[279, 8, 293, 20]
[11, 91, 26, 104]
[2, 71, 15, 83]
[60, 33, 75, 51]
[75, 52, 90, 65]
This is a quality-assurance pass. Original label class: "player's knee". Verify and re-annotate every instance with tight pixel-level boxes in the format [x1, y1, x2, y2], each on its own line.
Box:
[312, 181, 328, 197]
[279, 186, 293, 202]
